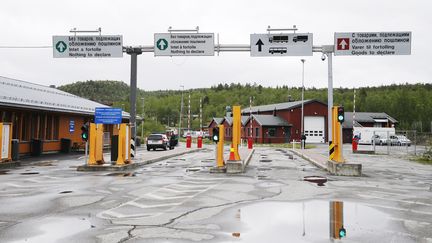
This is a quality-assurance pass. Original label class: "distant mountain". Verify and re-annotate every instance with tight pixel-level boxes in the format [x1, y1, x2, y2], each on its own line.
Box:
[58, 80, 432, 132]
[58, 80, 131, 105]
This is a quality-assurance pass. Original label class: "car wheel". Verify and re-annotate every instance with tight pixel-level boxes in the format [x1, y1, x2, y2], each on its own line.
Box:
[153, 148, 156, 151]
[163, 145, 167, 151]
[147, 146, 150, 151]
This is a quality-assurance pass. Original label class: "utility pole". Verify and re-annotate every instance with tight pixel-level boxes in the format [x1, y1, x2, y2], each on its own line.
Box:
[200, 97, 202, 132]
[188, 93, 191, 132]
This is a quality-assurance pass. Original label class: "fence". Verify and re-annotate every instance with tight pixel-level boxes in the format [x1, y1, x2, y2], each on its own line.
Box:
[367, 130, 432, 156]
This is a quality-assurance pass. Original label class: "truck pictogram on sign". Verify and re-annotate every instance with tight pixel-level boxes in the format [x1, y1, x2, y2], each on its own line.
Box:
[337, 38, 350, 50]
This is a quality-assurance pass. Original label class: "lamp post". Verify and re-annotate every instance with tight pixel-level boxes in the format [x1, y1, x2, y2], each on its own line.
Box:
[141, 97, 144, 139]
[179, 85, 184, 137]
[301, 59, 306, 149]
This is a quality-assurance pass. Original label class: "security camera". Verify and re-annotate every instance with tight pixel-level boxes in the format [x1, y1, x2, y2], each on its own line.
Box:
[321, 54, 326, 61]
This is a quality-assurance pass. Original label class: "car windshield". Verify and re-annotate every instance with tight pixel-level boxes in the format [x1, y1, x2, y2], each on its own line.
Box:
[148, 135, 162, 140]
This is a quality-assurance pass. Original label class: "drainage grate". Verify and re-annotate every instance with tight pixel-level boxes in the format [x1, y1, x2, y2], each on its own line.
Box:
[303, 176, 327, 186]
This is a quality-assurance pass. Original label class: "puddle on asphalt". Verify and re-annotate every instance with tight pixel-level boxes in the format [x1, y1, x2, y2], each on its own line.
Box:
[59, 191, 73, 194]
[106, 172, 136, 177]
[303, 176, 327, 186]
[219, 200, 417, 243]
[9, 217, 91, 243]
[20, 172, 40, 175]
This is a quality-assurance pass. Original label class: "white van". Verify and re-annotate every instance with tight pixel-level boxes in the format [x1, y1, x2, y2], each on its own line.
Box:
[353, 127, 396, 145]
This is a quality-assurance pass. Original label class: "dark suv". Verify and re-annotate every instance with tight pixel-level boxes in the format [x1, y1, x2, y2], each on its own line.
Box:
[146, 134, 169, 151]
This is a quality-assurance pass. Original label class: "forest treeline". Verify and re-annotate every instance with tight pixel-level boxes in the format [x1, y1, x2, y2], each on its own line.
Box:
[59, 81, 432, 133]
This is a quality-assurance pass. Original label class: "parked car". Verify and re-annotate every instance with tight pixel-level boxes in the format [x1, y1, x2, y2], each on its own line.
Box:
[372, 134, 388, 145]
[146, 134, 170, 151]
[389, 135, 399, 146]
[396, 135, 411, 146]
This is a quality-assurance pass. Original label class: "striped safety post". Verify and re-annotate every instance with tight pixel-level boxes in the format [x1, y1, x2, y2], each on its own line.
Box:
[130, 138, 135, 158]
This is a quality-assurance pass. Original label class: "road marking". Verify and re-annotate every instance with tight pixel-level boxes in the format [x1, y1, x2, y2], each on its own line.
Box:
[160, 187, 204, 194]
[364, 203, 432, 216]
[127, 201, 181, 209]
[146, 193, 194, 200]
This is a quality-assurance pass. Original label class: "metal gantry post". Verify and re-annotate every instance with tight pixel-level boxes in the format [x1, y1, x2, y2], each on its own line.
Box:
[126, 47, 142, 155]
[188, 93, 191, 132]
[301, 59, 305, 149]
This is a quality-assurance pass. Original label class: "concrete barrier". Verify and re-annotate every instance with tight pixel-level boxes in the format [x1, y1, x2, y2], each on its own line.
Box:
[327, 161, 362, 176]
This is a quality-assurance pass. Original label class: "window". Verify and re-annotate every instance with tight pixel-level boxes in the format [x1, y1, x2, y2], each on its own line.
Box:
[268, 128, 276, 137]
[248, 128, 251, 136]
[255, 128, 259, 137]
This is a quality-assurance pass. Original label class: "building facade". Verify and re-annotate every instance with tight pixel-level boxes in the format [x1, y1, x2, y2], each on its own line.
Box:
[0, 76, 129, 157]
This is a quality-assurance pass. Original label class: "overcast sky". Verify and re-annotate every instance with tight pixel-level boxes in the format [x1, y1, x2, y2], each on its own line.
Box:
[0, 0, 430, 91]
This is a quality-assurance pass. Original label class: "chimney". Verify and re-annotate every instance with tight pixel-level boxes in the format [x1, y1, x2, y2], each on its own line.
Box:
[273, 107, 277, 116]
[225, 106, 232, 117]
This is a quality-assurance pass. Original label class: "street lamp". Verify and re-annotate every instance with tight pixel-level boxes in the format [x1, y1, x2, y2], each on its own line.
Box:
[179, 85, 184, 136]
[301, 59, 306, 149]
[141, 97, 145, 139]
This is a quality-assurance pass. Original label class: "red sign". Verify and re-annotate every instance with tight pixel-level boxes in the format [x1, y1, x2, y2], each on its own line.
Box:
[337, 38, 350, 50]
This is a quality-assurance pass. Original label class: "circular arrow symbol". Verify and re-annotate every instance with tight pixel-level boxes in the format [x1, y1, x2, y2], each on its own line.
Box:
[156, 38, 168, 51]
[55, 41, 67, 53]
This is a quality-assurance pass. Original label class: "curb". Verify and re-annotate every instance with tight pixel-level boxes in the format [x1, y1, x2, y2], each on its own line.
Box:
[290, 149, 328, 171]
[77, 148, 204, 172]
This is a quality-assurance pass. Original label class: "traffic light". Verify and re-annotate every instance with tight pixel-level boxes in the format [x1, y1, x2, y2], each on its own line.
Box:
[337, 106, 345, 123]
[212, 127, 220, 143]
[339, 226, 346, 238]
[81, 124, 89, 141]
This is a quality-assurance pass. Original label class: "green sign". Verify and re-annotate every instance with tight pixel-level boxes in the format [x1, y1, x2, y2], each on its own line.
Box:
[156, 38, 168, 51]
[55, 41, 67, 53]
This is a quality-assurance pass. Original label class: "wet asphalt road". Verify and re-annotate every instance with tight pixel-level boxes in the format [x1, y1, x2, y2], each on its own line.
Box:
[0, 145, 431, 243]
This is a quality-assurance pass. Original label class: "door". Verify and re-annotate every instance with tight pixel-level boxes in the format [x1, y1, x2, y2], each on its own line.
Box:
[304, 116, 325, 143]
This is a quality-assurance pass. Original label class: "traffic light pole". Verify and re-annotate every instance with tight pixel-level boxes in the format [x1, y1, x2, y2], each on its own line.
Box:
[85, 141, 88, 164]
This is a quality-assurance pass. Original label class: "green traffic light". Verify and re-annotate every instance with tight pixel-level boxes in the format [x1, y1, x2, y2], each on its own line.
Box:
[339, 227, 346, 238]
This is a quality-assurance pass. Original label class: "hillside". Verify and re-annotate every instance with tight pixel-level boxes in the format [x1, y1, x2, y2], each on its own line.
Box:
[58, 81, 432, 133]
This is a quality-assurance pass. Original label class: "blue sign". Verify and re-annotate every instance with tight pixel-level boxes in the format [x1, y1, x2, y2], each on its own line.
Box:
[69, 120, 75, 133]
[95, 108, 122, 124]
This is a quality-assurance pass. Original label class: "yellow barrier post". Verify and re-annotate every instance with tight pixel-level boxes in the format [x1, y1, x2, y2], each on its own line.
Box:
[0, 123, 2, 161]
[95, 124, 104, 164]
[330, 106, 344, 162]
[217, 124, 225, 167]
[88, 123, 97, 165]
[126, 124, 131, 164]
[232, 106, 241, 160]
[116, 124, 126, 165]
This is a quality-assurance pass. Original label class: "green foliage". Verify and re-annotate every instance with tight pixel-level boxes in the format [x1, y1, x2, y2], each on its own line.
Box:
[58, 81, 432, 133]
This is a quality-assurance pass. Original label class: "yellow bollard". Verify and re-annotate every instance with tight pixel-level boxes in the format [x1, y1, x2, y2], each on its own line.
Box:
[116, 124, 126, 165]
[217, 124, 225, 167]
[330, 201, 345, 239]
[232, 106, 241, 160]
[95, 124, 104, 164]
[88, 123, 97, 165]
[330, 106, 344, 163]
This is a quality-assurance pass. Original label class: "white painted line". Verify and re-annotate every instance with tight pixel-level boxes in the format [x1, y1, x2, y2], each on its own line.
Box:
[127, 201, 181, 209]
[146, 193, 194, 200]
[364, 203, 432, 216]
[160, 187, 204, 194]
[169, 183, 209, 189]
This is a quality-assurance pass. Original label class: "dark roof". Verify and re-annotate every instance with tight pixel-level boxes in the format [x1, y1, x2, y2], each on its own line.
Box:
[208, 117, 224, 127]
[342, 112, 398, 128]
[0, 76, 131, 118]
[251, 114, 291, 126]
[241, 99, 326, 113]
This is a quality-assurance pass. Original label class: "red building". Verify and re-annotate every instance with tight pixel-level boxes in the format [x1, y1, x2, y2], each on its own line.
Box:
[208, 100, 328, 144]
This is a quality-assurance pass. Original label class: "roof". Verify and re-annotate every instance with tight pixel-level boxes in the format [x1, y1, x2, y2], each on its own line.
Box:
[342, 112, 398, 128]
[208, 117, 224, 127]
[0, 76, 130, 118]
[251, 114, 291, 127]
[241, 99, 326, 113]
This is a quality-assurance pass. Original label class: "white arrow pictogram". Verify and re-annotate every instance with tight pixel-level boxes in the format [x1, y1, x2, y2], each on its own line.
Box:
[339, 39, 348, 50]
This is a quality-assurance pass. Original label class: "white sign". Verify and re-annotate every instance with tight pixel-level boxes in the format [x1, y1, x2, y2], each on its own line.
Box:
[250, 33, 313, 57]
[154, 33, 214, 56]
[334, 32, 411, 56]
[53, 35, 123, 58]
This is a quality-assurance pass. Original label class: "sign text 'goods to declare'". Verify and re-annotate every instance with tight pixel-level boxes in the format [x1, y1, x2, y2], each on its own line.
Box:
[334, 32, 411, 56]
[154, 33, 214, 56]
[53, 35, 123, 58]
